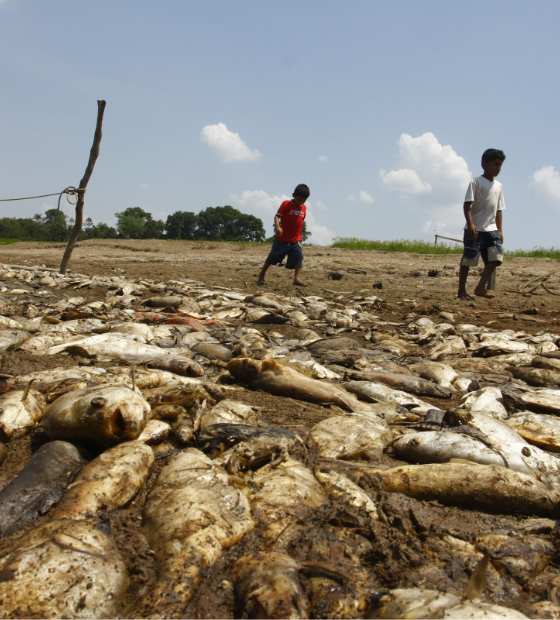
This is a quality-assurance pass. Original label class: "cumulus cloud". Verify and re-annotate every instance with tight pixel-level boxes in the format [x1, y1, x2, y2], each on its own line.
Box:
[380, 132, 471, 235]
[315, 200, 329, 211]
[380, 168, 431, 194]
[318, 156, 327, 163]
[230, 189, 335, 246]
[200, 123, 262, 163]
[533, 166, 560, 205]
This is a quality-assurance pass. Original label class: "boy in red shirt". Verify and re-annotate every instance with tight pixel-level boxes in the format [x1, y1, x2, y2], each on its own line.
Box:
[256, 184, 309, 287]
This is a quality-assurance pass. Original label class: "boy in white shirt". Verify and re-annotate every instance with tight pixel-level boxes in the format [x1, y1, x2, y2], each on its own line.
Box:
[458, 149, 506, 299]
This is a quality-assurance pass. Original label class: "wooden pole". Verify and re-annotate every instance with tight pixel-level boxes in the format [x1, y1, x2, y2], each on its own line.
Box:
[59, 100, 106, 274]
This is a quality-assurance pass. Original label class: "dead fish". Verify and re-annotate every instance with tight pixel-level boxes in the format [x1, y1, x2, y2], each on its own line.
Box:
[510, 365, 560, 388]
[0, 385, 46, 442]
[0, 329, 32, 351]
[470, 338, 536, 356]
[232, 552, 310, 619]
[57, 334, 176, 363]
[521, 389, 560, 414]
[9, 366, 108, 393]
[42, 385, 151, 444]
[137, 419, 172, 444]
[461, 386, 508, 419]
[307, 414, 392, 460]
[314, 464, 378, 521]
[364, 462, 557, 515]
[533, 356, 560, 372]
[52, 441, 153, 520]
[366, 588, 460, 619]
[392, 431, 513, 471]
[144, 295, 184, 308]
[410, 361, 458, 389]
[110, 322, 155, 341]
[506, 411, 560, 452]
[200, 399, 259, 428]
[227, 358, 371, 412]
[343, 368, 452, 398]
[246, 294, 285, 310]
[344, 380, 432, 411]
[443, 601, 529, 618]
[192, 341, 233, 362]
[138, 448, 253, 618]
[475, 534, 553, 580]
[429, 336, 466, 360]
[307, 337, 361, 352]
[148, 354, 204, 377]
[0, 519, 128, 619]
[0, 441, 83, 538]
[0, 442, 6, 466]
[247, 457, 327, 545]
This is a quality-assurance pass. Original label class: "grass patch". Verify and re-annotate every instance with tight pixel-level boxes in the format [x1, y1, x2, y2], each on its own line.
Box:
[332, 237, 560, 261]
[332, 237, 464, 254]
[0, 239, 18, 245]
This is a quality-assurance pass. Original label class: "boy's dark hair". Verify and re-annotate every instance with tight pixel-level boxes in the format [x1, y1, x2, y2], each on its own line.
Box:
[482, 149, 506, 163]
[294, 184, 310, 198]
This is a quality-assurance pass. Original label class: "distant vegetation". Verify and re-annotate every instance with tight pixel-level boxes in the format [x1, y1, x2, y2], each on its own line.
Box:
[332, 237, 560, 260]
[0, 205, 269, 243]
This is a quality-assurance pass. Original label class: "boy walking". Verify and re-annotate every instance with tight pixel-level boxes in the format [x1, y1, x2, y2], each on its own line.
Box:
[256, 184, 309, 287]
[458, 149, 506, 299]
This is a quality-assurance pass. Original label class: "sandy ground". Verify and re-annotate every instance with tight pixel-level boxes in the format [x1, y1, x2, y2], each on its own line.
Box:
[1, 239, 560, 618]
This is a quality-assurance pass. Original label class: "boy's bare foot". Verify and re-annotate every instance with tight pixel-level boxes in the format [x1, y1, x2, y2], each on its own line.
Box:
[293, 281, 308, 287]
[474, 288, 496, 298]
[457, 291, 473, 300]
[255, 279, 266, 286]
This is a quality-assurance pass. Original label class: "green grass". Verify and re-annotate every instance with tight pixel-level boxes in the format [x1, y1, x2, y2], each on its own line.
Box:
[331, 237, 560, 261]
[332, 237, 464, 254]
[0, 239, 17, 245]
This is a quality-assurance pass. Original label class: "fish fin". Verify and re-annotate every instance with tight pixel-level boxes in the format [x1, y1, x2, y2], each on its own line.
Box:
[21, 378, 35, 402]
[465, 552, 489, 601]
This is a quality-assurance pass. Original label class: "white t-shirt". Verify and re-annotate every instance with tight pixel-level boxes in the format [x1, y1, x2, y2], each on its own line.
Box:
[464, 176, 505, 232]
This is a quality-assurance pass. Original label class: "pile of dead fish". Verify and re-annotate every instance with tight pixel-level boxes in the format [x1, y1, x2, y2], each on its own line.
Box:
[1, 263, 560, 618]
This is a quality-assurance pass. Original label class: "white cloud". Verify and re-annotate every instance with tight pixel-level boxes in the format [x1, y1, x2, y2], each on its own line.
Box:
[380, 132, 472, 235]
[359, 190, 375, 203]
[347, 194, 355, 201]
[318, 156, 327, 163]
[380, 168, 431, 194]
[230, 189, 335, 246]
[314, 200, 329, 211]
[200, 123, 262, 163]
[533, 166, 560, 205]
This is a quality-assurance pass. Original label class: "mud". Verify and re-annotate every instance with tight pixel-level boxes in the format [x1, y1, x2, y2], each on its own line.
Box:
[1, 240, 560, 618]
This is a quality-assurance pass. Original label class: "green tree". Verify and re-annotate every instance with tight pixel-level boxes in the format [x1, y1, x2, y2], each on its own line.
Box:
[116, 207, 163, 239]
[301, 221, 312, 242]
[196, 206, 265, 242]
[165, 211, 198, 239]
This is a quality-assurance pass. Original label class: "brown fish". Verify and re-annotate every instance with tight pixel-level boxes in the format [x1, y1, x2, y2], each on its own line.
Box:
[0, 519, 128, 619]
[342, 368, 452, 398]
[138, 448, 253, 618]
[0, 385, 46, 442]
[362, 462, 557, 516]
[42, 385, 151, 444]
[52, 441, 154, 520]
[149, 355, 204, 377]
[227, 358, 371, 412]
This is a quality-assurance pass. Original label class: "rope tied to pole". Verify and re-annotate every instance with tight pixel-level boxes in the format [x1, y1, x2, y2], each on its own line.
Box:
[0, 187, 86, 210]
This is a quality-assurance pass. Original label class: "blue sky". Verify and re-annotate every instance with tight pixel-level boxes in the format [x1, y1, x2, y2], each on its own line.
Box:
[1, 0, 559, 246]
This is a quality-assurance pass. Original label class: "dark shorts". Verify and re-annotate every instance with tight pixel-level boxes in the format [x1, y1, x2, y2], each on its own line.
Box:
[461, 230, 503, 267]
[266, 239, 303, 269]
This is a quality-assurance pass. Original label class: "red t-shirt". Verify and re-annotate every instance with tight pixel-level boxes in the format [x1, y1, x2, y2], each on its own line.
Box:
[275, 200, 306, 242]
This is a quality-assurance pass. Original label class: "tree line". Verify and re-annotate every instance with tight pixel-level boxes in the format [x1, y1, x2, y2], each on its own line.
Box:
[0, 206, 311, 243]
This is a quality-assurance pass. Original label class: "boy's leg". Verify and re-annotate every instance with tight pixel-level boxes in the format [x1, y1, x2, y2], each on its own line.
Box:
[293, 265, 305, 285]
[458, 265, 470, 298]
[474, 262, 499, 298]
[257, 261, 271, 284]
[286, 243, 306, 285]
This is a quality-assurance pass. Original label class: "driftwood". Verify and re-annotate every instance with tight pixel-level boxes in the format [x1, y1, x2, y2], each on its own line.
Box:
[59, 100, 106, 274]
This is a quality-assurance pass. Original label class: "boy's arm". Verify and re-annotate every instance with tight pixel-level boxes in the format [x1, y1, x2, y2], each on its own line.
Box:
[463, 202, 477, 239]
[496, 210, 503, 243]
[274, 214, 283, 236]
